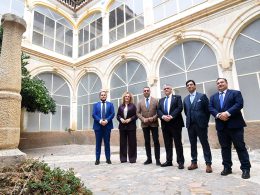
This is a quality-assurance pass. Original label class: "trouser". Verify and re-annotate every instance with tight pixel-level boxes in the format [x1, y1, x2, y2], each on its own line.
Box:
[142, 126, 160, 161]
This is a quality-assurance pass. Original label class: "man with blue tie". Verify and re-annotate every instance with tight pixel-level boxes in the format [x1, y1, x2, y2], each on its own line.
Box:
[209, 78, 251, 179]
[137, 87, 161, 165]
[92, 91, 115, 165]
[157, 84, 185, 169]
[183, 80, 212, 173]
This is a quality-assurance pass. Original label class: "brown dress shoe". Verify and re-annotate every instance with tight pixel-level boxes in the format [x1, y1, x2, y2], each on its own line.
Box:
[206, 165, 213, 173]
[188, 163, 198, 170]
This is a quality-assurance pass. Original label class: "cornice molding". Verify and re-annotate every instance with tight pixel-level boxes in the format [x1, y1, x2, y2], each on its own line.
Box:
[22, 46, 74, 67]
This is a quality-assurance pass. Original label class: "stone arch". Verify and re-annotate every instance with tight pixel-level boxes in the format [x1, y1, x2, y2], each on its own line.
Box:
[77, 9, 102, 30]
[30, 65, 73, 94]
[28, 1, 76, 28]
[224, 4, 260, 60]
[152, 29, 223, 79]
[104, 0, 116, 13]
[106, 52, 150, 87]
[75, 67, 104, 94]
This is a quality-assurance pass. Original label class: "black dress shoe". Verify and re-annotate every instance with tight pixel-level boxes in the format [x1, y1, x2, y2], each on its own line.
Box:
[106, 159, 112, 164]
[221, 168, 232, 176]
[242, 170, 250, 179]
[144, 159, 152, 165]
[156, 160, 161, 166]
[161, 161, 173, 167]
[95, 160, 100, 165]
[178, 163, 184, 169]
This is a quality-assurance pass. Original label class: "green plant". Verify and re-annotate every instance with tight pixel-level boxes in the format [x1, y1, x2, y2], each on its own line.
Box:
[0, 159, 92, 195]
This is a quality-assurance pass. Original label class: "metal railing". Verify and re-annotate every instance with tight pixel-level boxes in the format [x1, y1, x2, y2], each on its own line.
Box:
[56, 0, 93, 11]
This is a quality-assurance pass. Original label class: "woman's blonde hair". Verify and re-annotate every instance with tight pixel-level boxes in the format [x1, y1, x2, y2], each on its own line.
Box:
[121, 91, 134, 104]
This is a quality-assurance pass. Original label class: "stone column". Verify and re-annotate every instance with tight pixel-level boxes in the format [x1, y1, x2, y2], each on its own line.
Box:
[0, 14, 26, 149]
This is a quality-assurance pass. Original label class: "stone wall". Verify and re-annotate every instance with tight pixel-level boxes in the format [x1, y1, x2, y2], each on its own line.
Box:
[19, 121, 260, 150]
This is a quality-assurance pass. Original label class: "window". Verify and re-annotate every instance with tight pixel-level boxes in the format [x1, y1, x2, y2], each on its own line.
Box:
[32, 6, 73, 57]
[77, 73, 102, 129]
[159, 40, 218, 102]
[153, 0, 206, 23]
[26, 73, 71, 131]
[109, 0, 144, 43]
[233, 19, 260, 120]
[78, 13, 102, 57]
[110, 60, 148, 126]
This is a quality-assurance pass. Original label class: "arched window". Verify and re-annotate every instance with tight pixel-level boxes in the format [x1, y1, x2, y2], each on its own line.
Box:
[233, 19, 260, 120]
[109, 0, 144, 43]
[78, 13, 102, 57]
[32, 6, 73, 57]
[26, 73, 71, 131]
[153, 0, 206, 23]
[159, 40, 218, 99]
[77, 73, 102, 129]
[110, 60, 148, 125]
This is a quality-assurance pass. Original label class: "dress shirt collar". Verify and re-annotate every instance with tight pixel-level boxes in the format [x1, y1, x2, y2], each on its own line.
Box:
[189, 91, 196, 96]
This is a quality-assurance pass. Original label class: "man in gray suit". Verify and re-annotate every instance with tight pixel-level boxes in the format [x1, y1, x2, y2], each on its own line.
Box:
[137, 86, 161, 165]
[183, 80, 212, 173]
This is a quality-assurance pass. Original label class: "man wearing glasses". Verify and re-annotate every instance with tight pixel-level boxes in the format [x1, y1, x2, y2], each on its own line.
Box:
[137, 87, 161, 166]
[157, 84, 185, 169]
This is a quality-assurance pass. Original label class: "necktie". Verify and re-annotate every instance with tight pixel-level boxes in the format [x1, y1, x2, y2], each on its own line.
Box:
[190, 94, 194, 104]
[164, 96, 168, 115]
[219, 92, 224, 109]
[146, 98, 149, 109]
[101, 102, 106, 120]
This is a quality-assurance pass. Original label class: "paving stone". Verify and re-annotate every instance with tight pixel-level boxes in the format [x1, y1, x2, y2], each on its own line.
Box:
[22, 145, 260, 195]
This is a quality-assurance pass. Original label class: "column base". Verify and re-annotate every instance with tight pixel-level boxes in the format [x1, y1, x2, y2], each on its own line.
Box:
[0, 149, 26, 168]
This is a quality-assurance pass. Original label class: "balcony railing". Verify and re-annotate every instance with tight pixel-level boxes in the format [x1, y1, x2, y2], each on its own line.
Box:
[56, 0, 93, 11]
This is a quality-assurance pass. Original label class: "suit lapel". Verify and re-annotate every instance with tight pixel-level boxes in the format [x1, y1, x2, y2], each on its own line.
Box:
[215, 93, 221, 110]
[222, 90, 230, 109]
[191, 93, 200, 108]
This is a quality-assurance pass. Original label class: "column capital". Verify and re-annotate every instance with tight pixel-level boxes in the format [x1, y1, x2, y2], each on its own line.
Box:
[1, 13, 27, 31]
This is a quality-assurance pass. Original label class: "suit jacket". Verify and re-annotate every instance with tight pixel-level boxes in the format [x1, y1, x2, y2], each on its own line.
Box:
[92, 101, 115, 131]
[183, 92, 210, 129]
[157, 94, 184, 129]
[117, 103, 138, 131]
[137, 96, 159, 128]
[209, 89, 246, 131]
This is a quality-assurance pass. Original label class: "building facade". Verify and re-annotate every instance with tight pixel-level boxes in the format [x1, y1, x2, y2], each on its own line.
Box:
[1, 0, 260, 148]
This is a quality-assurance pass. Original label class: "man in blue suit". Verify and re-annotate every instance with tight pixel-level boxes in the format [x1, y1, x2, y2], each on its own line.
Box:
[92, 91, 115, 165]
[183, 80, 212, 173]
[209, 78, 251, 179]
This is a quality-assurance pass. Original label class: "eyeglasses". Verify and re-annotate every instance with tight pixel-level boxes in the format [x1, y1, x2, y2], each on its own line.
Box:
[143, 90, 150, 92]
[163, 87, 170, 90]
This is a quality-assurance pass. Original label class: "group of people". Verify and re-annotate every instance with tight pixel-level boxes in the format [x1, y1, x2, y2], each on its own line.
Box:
[92, 78, 251, 179]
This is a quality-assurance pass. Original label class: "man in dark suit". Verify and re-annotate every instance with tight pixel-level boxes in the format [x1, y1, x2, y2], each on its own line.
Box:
[209, 78, 251, 179]
[92, 91, 115, 165]
[137, 86, 161, 166]
[183, 80, 212, 173]
[157, 84, 185, 169]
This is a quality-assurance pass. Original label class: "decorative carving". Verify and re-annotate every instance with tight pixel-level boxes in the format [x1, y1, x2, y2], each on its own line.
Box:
[174, 31, 184, 42]
[148, 76, 158, 86]
[219, 59, 233, 70]
[53, 66, 59, 72]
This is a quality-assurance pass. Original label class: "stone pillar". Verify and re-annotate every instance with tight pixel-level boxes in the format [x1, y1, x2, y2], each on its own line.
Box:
[0, 14, 26, 149]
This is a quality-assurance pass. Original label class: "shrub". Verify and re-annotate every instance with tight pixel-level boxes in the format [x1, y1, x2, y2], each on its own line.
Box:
[0, 159, 92, 195]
